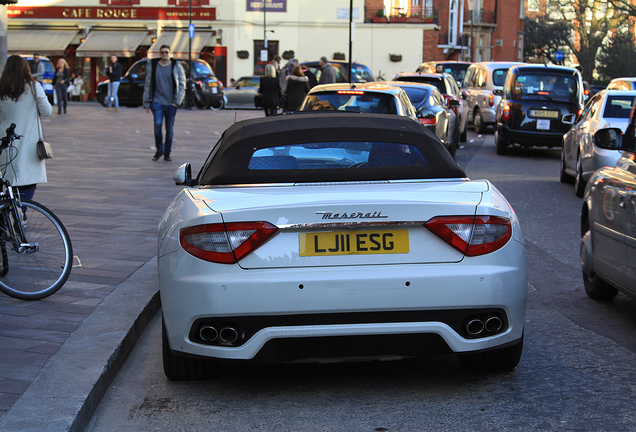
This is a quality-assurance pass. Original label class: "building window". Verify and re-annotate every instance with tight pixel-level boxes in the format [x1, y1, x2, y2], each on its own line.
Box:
[527, 0, 540, 12]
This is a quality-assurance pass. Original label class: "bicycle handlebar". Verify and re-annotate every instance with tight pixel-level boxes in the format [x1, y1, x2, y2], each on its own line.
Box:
[0, 123, 20, 152]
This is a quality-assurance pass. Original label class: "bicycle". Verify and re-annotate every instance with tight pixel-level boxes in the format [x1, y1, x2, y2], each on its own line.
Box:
[0, 123, 72, 300]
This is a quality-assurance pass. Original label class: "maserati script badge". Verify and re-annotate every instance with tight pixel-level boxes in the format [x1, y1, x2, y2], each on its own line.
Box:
[316, 211, 388, 220]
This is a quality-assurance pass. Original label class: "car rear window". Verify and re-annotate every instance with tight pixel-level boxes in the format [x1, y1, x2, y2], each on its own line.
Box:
[439, 65, 468, 83]
[248, 142, 427, 170]
[351, 65, 374, 83]
[398, 87, 430, 104]
[492, 69, 509, 87]
[396, 76, 445, 94]
[301, 92, 398, 114]
[511, 74, 578, 102]
[603, 95, 635, 118]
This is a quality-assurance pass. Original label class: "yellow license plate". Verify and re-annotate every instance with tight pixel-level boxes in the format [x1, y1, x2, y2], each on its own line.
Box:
[299, 229, 409, 256]
[530, 109, 559, 118]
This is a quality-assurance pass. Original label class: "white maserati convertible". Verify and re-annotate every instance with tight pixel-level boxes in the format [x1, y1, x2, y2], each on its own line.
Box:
[158, 112, 527, 380]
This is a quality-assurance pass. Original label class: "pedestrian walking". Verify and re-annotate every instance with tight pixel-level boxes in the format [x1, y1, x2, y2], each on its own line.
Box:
[279, 59, 297, 93]
[0, 55, 53, 209]
[52, 58, 70, 114]
[318, 56, 337, 85]
[143, 45, 186, 162]
[106, 55, 123, 112]
[29, 53, 45, 85]
[258, 63, 281, 117]
[283, 65, 310, 112]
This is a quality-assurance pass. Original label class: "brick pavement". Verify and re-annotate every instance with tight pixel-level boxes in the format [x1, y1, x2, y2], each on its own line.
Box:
[0, 101, 262, 423]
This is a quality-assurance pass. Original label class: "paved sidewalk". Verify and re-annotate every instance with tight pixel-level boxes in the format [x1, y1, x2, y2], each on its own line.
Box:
[0, 101, 262, 431]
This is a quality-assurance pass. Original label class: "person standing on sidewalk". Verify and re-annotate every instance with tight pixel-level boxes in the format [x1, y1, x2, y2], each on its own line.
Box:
[0, 55, 52, 207]
[106, 55, 123, 112]
[29, 53, 45, 85]
[318, 56, 336, 85]
[143, 45, 186, 162]
[52, 58, 70, 114]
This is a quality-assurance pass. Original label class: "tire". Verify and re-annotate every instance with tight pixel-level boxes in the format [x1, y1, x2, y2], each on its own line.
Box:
[460, 126, 467, 143]
[581, 229, 618, 300]
[162, 317, 220, 380]
[495, 129, 508, 155]
[474, 109, 487, 134]
[560, 149, 574, 184]
[194, 91, 210, 110]
[0, 200, 72, 300]
[574, 153, 586, 197]
[458, 334, 524, 372]
[210, 98, 224, 110]
[97, 93, 107, 107]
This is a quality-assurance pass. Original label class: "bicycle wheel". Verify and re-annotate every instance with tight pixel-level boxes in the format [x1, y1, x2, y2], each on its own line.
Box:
[0, 199, 72, 300]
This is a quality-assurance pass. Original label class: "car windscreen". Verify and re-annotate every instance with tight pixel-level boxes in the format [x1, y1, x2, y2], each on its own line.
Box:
[351, 65, 374, 83]
[301, 92, 398, 114]
[440, 65, 468, 83]
[398, 87, 430, 105]
[510, 73, 578, 102]
[492, 69, 510, 87]
[603, 95, 635, 118]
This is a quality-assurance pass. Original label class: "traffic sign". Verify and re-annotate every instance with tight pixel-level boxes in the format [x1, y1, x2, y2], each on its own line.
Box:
[189, 23, 195, 39]
[554, 51, 564, 61]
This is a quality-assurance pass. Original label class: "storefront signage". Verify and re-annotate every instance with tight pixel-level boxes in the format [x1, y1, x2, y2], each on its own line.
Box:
[246, 0, 286, 12]
[7, 6, 216, 20]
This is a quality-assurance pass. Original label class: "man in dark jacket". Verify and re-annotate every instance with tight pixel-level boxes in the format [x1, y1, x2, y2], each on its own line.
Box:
[143, 45, 186, 161]
[106, 55, 123, 112]
[318, 56, 337, 84]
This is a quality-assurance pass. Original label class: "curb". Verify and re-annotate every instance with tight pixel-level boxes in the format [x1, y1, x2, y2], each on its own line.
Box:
[0, 259, 160, 432]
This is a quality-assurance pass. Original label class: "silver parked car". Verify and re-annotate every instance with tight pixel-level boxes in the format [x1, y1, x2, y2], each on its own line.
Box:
[462, 61, 525, 133]
[223, 75, 261, 109]
[561, 90, 636, 197]
[581, 122, 636, 300]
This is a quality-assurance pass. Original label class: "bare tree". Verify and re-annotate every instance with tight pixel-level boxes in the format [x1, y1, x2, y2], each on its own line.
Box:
[550, 0, 627, 82]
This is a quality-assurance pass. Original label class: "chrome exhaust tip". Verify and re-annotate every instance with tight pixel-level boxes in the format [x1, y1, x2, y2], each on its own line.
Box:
[485, 316, 503, 333]
[199, 325, 219, 342]
[219, 326, 239, 344]
[466, 319, 485, 335]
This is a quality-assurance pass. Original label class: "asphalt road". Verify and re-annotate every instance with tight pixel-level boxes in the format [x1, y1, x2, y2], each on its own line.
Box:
[86, 127, 636, 432]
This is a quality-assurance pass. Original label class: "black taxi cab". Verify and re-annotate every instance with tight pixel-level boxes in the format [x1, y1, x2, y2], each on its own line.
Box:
[493, 64, 584, 155]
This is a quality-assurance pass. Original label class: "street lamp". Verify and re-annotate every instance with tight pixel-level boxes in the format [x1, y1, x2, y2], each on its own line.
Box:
[468, 0, 474, 62]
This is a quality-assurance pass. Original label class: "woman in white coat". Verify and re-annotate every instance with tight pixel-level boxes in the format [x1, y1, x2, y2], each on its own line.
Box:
[0, 55, 52, 206]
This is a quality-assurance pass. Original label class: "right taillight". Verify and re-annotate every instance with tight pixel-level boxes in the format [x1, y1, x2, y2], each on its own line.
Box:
[488, 93, 495, 107]
[502, 104, 511, 122]
[180, 222, 278, 263]
[424, 215, 512, 256]
[420, 117, 438, 126]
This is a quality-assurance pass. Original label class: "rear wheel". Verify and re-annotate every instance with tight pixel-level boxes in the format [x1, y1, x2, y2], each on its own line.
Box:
[474, 109, 487, 134]
[495, 129, 508, 155]
[162, 317, 220, 380]
[574, 153, 586, 197]
[210, 98, 224, 110]
[458, 334, 523, 372]
[194, 91, 210, 109]
[581, 229, 618, 300]
[560, 148, 574, 184]
[460, 125, 467, 142]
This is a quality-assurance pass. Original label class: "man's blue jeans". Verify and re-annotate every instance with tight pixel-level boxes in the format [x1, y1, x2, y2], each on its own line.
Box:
[107, 81, 120, 108]
[151, 102, 177, 156]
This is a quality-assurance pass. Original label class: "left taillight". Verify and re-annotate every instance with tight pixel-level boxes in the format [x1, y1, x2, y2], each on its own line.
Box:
[425, 216, 512, 256]
[488, 93, 495, 107]
[180, 222, 278, 264]
[502, 104, 511, 122]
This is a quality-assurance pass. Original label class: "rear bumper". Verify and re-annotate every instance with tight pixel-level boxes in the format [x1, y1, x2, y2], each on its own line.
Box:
[160, 239, 527, 362]
[499, 124, 564, 147]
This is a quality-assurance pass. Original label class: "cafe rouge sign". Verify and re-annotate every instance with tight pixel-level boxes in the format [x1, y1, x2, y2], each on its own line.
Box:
[7, 6, 217, 20]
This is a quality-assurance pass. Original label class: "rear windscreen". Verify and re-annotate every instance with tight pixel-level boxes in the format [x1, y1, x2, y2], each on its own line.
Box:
[396, 76, 445, 94]
[248, 142, 427, 170]
[492, 69, 509, 87]
[398, 87, 431, 105]
[440, 65, 468, 83]
[603, 95, 635, 118]
[510, 74, 578, 102]
[301, 93, 398, 114]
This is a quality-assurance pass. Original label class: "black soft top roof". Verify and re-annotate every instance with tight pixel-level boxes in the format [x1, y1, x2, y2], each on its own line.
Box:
[197, 112, 466, 185]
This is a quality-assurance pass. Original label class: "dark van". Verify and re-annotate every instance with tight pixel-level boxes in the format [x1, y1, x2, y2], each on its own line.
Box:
[494, 64, 584, 155]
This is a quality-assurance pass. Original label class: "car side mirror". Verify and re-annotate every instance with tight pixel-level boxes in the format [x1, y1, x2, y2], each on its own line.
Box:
[562, 114, 576, 125]
[461, 90, 468, 99]
[173, 163, 195, 186]
[593, 128, 623, 150]
[492, 89, 503, 96]
[448, 99, 460, 107]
